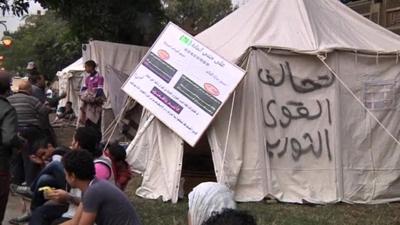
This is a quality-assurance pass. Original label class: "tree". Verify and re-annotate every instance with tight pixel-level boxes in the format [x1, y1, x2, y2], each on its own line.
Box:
[0, 11, 81, 80]
[0, 0, 29, 16]
[163, 0, 234, 35]
[35, 0, 165, 46]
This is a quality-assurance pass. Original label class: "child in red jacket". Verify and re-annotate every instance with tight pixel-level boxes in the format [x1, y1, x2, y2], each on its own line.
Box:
[104, 142, 132, 190]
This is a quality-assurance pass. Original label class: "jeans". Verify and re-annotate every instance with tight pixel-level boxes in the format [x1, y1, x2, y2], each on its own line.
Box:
[11, 126, 44, 185]
[30, 161, 66, 211]
[0, 174, 9, 225]
[29, 203, 68, 225]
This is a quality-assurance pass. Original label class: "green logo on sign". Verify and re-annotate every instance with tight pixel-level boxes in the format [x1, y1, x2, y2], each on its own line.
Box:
[180, 35, 191, 45]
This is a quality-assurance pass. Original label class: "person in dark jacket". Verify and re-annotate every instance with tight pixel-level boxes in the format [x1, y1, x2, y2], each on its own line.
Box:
[28, 73, 46, 104]
[28, 74, 58, 146]
[0, 71, 20, 225]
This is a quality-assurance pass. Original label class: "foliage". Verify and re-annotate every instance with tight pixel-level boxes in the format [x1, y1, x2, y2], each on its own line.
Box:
[34, 0, 165, 46]
[0, 11, 81, 80]
[163, 0, 234, 35]
[0, 0, 234, 81]
[0, 0, 29, 16]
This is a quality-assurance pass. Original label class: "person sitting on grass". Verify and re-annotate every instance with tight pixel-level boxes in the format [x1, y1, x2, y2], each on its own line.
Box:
[62, 150, 142, 225]
[188, 182, 236, 225]
[104, 142, 132, 191]
[27, 127, 113, 225]
[56, 102, 75, 122]
[201, 209, 257, 225]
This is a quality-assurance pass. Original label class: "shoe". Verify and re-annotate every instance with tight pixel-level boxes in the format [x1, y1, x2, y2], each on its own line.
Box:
[8, 212, 31, 224]
[10, 184, 33, 199]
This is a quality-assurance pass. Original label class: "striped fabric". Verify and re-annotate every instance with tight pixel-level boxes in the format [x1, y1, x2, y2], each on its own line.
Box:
[7, 93, 46, 128]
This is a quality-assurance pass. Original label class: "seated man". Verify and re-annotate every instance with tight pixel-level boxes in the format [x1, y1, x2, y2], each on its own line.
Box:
[55, 102, 76, 123]
[61, 150, 142, 225]
[29, 127, 112, 225]
[10, 143, 68, 225]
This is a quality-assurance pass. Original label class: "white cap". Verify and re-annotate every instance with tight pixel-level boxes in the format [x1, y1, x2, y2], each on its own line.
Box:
[26, 61, 36, 70]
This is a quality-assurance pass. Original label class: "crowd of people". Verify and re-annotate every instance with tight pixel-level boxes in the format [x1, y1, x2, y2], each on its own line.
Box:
[0, 60, 257, 225]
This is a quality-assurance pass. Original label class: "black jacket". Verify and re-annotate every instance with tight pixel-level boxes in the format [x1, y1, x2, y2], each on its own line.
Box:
[0, 96, 18, 173]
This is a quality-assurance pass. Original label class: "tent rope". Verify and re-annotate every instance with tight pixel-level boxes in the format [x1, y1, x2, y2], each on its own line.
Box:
[219, 91, 236, 182]
[317, 55, 400, 147]
[317, 54, 400, 201]
[103, 110, 123, 137]
[218, 54, 251, 183]
[103, 98, 132, 151]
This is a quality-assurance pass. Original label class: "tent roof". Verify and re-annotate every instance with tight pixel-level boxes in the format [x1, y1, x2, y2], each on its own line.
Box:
[59, 58, 84, 74]
[197, 0, 400, 62]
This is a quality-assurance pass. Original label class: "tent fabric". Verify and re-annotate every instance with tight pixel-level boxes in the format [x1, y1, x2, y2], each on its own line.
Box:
[61, 58, 83, 74]
[127, 110, 184, 203]
[56, 58, 84, 115]
[83, 41, 148, 112]
[196, 0, 400, 62]
[124, 0, 400, 204]
[82, 41, 183, 205]
[208, 49, 400, 204]
[82, 41, 148, 141]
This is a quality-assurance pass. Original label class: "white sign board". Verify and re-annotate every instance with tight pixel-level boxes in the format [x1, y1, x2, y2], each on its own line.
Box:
[122, 23, 246, 146]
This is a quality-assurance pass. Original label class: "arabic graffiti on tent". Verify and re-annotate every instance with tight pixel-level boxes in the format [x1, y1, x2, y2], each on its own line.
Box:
[259, 61, 335, 162]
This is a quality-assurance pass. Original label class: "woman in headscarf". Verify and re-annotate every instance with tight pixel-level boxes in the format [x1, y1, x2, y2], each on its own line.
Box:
[188, 182, 236, 225]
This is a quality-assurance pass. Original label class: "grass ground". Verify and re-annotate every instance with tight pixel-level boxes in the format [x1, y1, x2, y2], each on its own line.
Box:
[125, 178, 400, 225]
[54, 126, 400, 225]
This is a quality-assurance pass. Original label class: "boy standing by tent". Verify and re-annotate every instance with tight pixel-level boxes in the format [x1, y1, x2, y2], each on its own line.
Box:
[79, 60, 105, 138]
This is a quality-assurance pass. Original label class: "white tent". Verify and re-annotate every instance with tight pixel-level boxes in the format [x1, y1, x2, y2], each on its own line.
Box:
[82, 41, 149, 140]
[126, 0, 400, 204]
[57, 58, 85, 115]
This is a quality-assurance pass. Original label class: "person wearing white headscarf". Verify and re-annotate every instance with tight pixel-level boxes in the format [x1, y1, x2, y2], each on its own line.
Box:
[188, 182, 236, 225]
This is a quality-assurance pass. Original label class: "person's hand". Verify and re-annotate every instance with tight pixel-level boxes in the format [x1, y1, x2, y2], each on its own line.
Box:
[36, 143, 55, 162]
[47, 189, 69, 203]
[29, 154, 45, 166]
[42, 144, 55, 161]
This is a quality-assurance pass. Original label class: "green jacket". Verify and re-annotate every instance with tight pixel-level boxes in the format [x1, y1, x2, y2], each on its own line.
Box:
[0, 96, 18, 173]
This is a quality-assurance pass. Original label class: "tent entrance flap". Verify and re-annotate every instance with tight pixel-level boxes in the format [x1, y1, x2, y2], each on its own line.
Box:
[182, 135, 216, 195]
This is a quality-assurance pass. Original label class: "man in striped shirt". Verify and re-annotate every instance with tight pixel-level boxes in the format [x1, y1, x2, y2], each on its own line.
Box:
[8, 80, 50, 186]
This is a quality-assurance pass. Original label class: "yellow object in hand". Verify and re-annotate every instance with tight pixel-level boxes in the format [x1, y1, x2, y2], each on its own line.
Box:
[39, 186, 53, 192]
[39, 186, 54, 199]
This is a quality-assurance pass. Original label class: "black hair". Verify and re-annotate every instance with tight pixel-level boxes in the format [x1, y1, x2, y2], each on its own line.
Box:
[107, 142, 127, 162]
[28, 73, 42, 84]
[53, 146, 70, 156]
[27, 68, 39, 76]
[62, 150, 95, 181]
[202, 209, 257, 225]
[74, 127, 102, 158]
[0, 72, 11, 95]
[85, 60, 97, 69]
[32, 135, 50, 154]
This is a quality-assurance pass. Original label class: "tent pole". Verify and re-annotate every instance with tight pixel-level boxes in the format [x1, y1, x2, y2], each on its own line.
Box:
[103, 98, 132, 150]
[218, 91, 237, 183]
